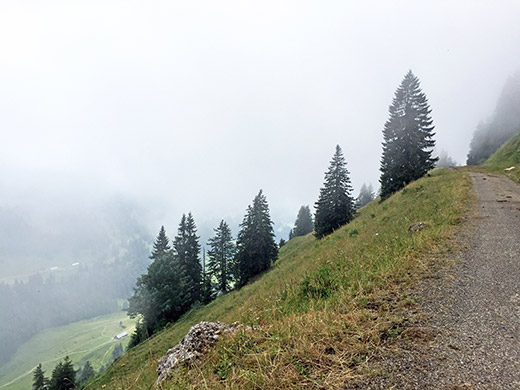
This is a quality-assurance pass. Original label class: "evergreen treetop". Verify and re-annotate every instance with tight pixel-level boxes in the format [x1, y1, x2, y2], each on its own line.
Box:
[379, 70, 437, 199]
[235, 190, 278, 287]
[149, 225, 171, 260]
[207, 220, 235, 293]
[173, 213, 202, 303]
[32, 363, 47, 390]
[356, 183, 375, 209]
[314, 145, 355, 238]
[293, 205, 314, 237]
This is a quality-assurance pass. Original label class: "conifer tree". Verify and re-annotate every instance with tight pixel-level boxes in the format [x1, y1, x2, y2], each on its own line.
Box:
[32, 363, 47, 390]
[149, 225, 171, 260]
[128, 250, 190, 332]
[314, 145, 355, 238]
[379, 70, 437, 200]
[355, 183, 375, 209]
[173, 213, 202, 304]
[49, 356, 76, 390]
[235, 190, 278, 287]
[207, 220, 235, 293]
[293, 205, 314, 237]
[78, 361, 95, 384]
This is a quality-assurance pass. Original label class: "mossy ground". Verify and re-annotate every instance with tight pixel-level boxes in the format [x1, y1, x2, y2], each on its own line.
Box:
[86, 168, 471, 390]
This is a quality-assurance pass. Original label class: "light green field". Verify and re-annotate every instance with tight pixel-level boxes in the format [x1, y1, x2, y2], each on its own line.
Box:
[0, 311, 135, 390]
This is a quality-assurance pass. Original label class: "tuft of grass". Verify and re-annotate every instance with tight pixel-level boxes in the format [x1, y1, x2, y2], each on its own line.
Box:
[86, 168, 471, 390]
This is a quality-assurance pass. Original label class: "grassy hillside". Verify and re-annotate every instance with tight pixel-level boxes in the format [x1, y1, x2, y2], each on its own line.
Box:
[485, 131, 520, 183]
[86, 168, 471, 390]
[0, 312, 134, 390]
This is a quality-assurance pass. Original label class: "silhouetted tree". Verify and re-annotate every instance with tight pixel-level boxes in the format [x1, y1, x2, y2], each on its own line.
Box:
[380, 70, 437, 199]
[314, 145, 355, 238]
[48, 357, 75, 390]
[32, 363, 48, 390]
[149, 226, 171, 260]
[127, 318, 149, 349]
[235, 190, 278, 287]
[78, 361, 95, 384]
[436, 151, 457, 168]
[293, 205, 314, 237]
[207, 220, 235, 293]
[112, 343, 124, 360]
[279, 238, 286, 248]
[355, 183, 375, 209]
[173, 213, 202, 304]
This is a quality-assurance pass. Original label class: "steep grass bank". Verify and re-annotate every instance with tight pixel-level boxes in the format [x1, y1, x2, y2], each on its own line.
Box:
[87, 168, 471, 390]
[484, 132, 520, 183]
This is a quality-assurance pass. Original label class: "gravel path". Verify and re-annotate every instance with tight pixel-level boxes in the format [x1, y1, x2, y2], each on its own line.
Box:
[356, 172, 520, 389]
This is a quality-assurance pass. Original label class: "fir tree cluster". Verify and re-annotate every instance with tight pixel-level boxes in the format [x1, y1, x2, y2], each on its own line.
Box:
[126, 190, 278, 346]
[290, 70, 437, 240]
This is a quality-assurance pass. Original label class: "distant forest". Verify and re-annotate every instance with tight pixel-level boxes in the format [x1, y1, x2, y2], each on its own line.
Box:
[0, 233, 150, 366]
[467, 72, 520, 165]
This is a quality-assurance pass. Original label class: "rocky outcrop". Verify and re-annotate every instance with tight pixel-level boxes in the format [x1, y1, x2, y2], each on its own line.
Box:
[408, 222, 429, 234]
[156, 321, 250, 385]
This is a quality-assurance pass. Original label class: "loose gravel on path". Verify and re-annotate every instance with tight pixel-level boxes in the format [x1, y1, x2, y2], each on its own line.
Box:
[354, 172, 520, 389]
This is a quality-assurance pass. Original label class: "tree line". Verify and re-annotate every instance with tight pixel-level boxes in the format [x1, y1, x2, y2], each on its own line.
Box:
[123, 70, 438, 349]
[126, 190, 278, 345]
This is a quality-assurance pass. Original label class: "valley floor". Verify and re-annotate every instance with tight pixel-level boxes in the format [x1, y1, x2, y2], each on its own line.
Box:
[361, 171, 520, 389]
[0, 312, 134, 390]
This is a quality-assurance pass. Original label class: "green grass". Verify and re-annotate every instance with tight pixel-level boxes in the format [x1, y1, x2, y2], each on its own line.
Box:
[484, 132, 520, 183]
[86, 168, 471, 390]
[0, 312, 135, 390]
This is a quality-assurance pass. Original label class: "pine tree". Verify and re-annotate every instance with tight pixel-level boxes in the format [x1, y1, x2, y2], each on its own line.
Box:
[32, 363, 47, 390]
[149, 226, 171, 260]
[279, 238, 286, 248]
[235, 190, 278, 287]
[356, 183, 375, 209]
[48, 356, 76, 390]
[314, 145, 355, 238]
[293, 205, 314, 237]
[173, 213, 202, 304]
[207, 220, 235, 293]
[128, 250, 190, 332]
[78, 361, 95, 384]
[379, 70, 437, 200]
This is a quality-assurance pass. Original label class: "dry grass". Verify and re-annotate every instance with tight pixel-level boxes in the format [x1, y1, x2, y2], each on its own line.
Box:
[87, 168, 471, 390]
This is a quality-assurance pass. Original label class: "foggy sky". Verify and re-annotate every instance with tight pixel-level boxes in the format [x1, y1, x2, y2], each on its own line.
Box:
[2, 1, 520, 241]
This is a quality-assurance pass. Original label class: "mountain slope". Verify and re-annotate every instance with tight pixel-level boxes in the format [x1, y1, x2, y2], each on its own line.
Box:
[86, 168, 471, 390]
[485, 131, 520, 183]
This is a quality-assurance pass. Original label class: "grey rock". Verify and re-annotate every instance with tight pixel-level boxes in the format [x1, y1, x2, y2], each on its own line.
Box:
[156, 321, 254, 385]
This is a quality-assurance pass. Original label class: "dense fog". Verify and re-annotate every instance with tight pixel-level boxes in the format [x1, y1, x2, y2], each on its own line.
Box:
[1, 0, 520, 368]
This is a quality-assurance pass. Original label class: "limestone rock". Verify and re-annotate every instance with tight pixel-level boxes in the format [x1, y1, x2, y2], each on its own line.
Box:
[156, 321, 251, 385]
[408, 222, 429, 234]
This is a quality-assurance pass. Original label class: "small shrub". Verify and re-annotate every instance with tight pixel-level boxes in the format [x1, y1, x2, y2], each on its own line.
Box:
[348, 229, 359, 237]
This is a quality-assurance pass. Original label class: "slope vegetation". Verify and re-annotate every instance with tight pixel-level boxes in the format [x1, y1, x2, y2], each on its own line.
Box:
[86, 168, 470, 390]
[485, 131, 520, 183]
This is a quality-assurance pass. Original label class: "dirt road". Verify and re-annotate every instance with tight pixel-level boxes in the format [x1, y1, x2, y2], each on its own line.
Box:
[359, 172, 520, 389]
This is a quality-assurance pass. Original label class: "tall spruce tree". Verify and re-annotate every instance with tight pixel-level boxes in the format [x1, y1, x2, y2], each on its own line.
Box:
[235, 190, 278, 287]
[355, 183, 375, 209]
[293, 205, 314, 237]
[32, 363, 47, 390]
[173, 213, 202, 304]
[149, 225, 171, 260]
[207, 220, 235, 293]
[314, 145, 355, 238]
[379, 70, 437, 200]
